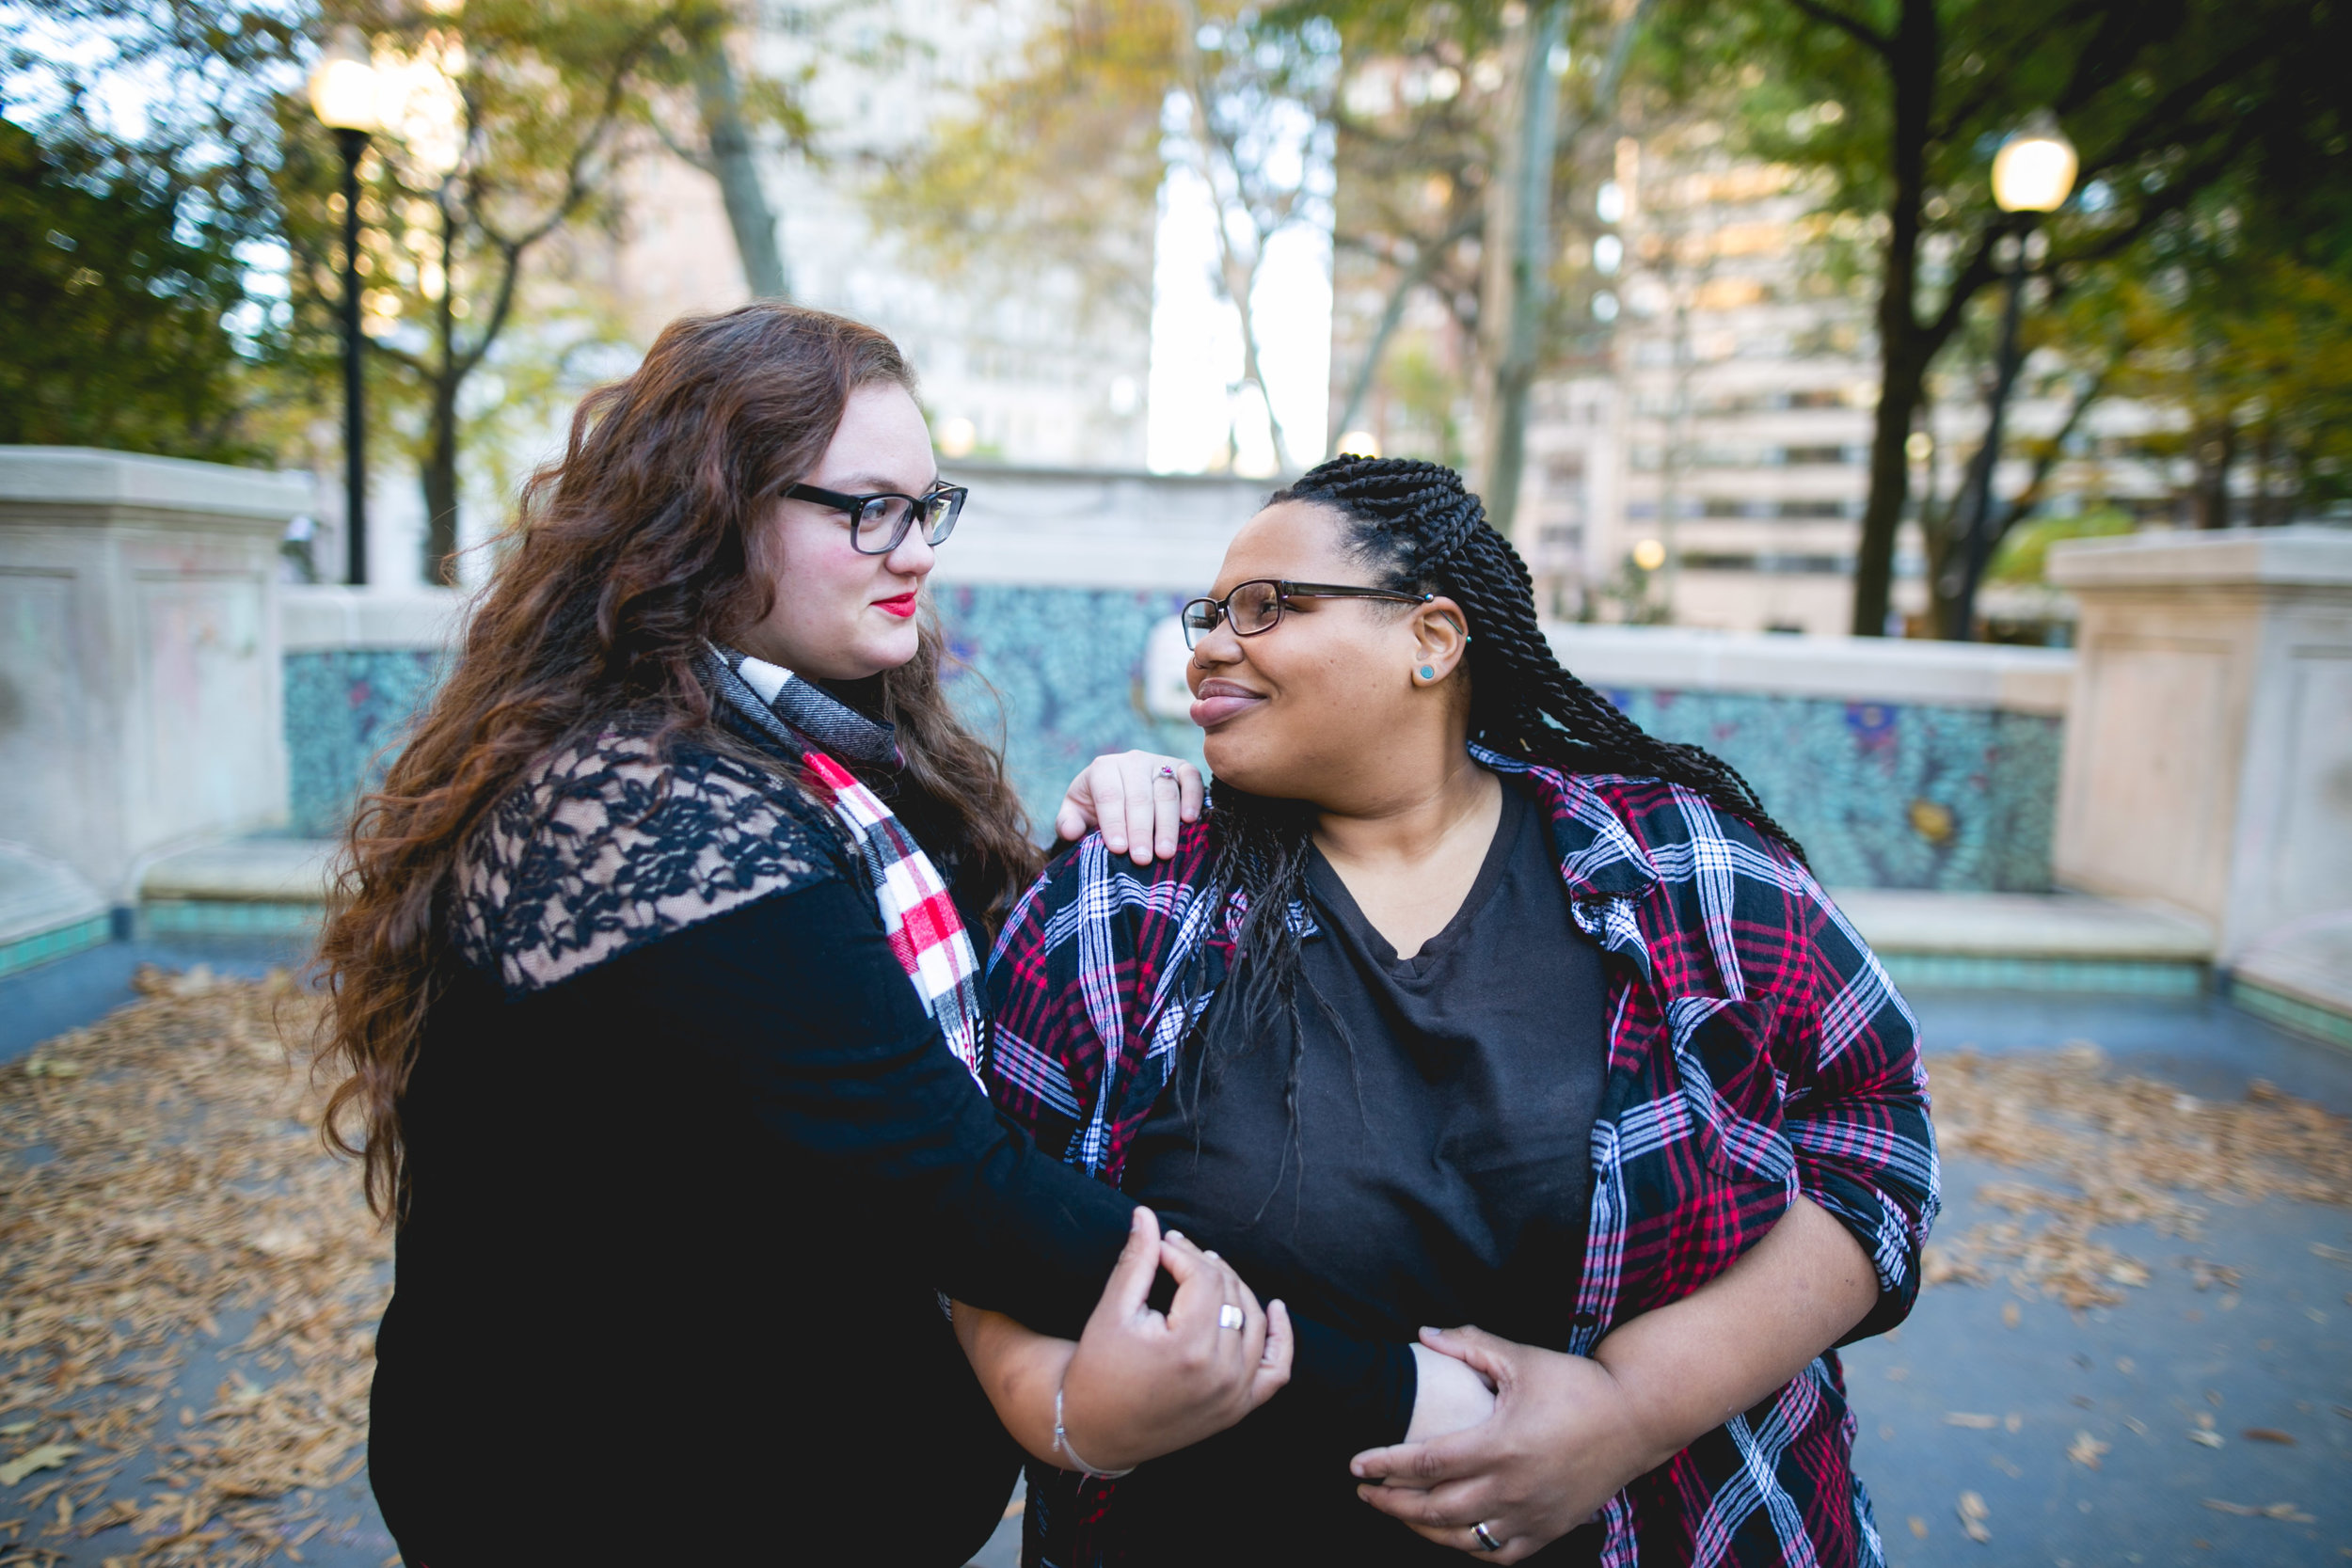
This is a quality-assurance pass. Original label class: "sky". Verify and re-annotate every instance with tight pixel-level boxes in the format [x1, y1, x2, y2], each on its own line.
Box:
[1146, 88, 1336, 477]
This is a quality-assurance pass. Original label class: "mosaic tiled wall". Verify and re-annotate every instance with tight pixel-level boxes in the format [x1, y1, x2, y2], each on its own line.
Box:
[933, 585, 1205, 829]
[1597, 689, 2060, 892]
[283, 648, 446, 838]
[279, 588, 2061, 891]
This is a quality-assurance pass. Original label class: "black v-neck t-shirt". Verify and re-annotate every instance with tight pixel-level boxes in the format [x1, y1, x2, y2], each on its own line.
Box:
[1120, 777, 1611, 1564]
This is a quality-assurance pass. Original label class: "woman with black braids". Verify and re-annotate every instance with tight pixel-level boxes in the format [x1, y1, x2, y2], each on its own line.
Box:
[966, 455, 1938, 1567]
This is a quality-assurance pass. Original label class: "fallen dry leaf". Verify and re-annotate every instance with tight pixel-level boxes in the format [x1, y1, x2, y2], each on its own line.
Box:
[2241, 1428, 2296, 1445]
[2189, 1430, 2225, 1449]
[0, 1444, 80, 1487]
[2201, 1499, 2316, 1523]
[0, 968, 389, 1566]
[1921, 1046, 2352, 1310]
[1945, 1412, 1999, 1429]
[2068, 1431, 2110, 1468]
[1907, 1516, 1928, 1539]
[1956, 1490, 1990, 1544]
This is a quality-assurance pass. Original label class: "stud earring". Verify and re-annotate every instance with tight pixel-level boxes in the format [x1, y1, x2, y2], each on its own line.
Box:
[1418, 665, 1436, 681]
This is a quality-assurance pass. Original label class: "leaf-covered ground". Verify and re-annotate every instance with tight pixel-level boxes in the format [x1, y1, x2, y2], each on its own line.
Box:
[0, 969, 390, 1567]
[2, 977, 2346, 1567]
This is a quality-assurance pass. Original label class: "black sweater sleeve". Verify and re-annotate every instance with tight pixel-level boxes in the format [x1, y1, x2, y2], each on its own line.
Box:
[624, 880, 1415, 1448]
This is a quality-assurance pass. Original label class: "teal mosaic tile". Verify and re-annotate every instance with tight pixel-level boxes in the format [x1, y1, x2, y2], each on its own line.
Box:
[1599, 689, 2061, 892]
[932, 585, 1204, 833]
[2227, 974, 2352, 1053]
[1879, 952, 2206, 995]
[284, 647, 446, 838]
[0, 914, 111, 979]
[276, 591, 2068, 894]
[140, 901, 323, 938]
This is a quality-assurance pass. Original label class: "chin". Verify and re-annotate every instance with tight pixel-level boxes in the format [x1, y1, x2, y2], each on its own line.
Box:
[1200, 733, 1268, 792]
[848, 626, 921, 675]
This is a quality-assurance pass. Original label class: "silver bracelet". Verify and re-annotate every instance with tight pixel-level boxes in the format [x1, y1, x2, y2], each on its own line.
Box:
[1053, 1382, 1135, 1479]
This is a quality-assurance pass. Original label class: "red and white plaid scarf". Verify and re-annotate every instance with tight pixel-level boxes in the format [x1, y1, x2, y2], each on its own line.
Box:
[798, 750, 986, 1084]
[707, 645, 986, 1085]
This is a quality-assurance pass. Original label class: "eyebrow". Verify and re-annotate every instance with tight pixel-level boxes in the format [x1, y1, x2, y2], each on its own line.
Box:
[818, 471, 942, 494]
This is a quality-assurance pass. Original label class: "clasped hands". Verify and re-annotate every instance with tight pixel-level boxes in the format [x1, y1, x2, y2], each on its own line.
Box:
[1352, 1325, 1672, 1562]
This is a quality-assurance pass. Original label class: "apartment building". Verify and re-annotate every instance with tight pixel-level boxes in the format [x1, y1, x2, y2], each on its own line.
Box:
[605, 0, 1154, 470]
[1518, 128, 2177, 636]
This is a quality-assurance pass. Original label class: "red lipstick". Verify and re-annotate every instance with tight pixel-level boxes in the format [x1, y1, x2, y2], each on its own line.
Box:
[875, 593, 918, 619]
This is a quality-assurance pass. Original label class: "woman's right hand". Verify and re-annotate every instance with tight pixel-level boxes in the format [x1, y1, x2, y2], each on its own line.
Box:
[1055, 1208, 1294, 1472]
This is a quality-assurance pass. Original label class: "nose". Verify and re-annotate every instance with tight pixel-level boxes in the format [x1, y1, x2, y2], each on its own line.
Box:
[1188, 613, 1241, 670]
[885, 523, 936, 579]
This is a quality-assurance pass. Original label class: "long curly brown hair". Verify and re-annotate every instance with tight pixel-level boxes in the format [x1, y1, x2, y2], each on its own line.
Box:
[311, 303, 1037, 1220]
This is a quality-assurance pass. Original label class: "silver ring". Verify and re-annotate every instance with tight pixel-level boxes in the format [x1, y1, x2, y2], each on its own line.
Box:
[1217, 1304, 1245, 1331]
[1157, 765, 1177, 780]
[1471, 1522, 1502, 1552]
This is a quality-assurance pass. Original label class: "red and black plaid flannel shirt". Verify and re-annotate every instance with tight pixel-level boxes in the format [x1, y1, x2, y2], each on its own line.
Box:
[984, 748, 1940, 1567]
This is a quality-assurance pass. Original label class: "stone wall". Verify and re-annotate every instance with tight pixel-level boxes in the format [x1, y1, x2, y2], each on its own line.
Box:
[271, 462, 2077, 892]
[279, 591, 458, 838]
[2050, 526, 2352, 980]
[1551, 626, 2071, 891]
[0, 448, 309, 901]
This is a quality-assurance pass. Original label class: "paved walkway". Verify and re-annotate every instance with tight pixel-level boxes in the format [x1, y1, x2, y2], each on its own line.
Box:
[1, 971, 2342, 1567]
[1846, 992, 2352, 1568]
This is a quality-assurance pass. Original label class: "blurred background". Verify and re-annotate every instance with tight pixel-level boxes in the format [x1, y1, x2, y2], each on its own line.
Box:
[0, 0, 2346, 1564]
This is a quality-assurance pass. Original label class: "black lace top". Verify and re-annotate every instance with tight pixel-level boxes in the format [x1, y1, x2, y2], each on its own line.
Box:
[451, 724, 846, 993]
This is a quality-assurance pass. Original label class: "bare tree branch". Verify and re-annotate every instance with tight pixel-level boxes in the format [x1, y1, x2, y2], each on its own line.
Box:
[1777, 0, 1895, 57]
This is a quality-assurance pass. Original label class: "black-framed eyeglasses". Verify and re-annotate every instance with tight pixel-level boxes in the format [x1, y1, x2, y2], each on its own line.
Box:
[1180, 578, 1435, 649]
[785, 481, 967, 555]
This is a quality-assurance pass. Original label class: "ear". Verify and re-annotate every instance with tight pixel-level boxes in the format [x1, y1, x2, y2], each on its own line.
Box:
[1407, 598, 1470, 686]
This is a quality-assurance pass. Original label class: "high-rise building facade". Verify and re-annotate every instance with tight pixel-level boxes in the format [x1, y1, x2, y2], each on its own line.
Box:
[605, 0, 1154, 470]
[1517, 128, 2177, 636]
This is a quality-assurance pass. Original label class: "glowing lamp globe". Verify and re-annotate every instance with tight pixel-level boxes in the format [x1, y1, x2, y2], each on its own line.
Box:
[1991, 115, 2076, 214]
[310, 27, 381, 133]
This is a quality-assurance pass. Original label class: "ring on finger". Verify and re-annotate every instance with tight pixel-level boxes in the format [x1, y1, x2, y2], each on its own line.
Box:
[1217, 1304, 1245, 1331]
[1471, 1522, 1502, 1553]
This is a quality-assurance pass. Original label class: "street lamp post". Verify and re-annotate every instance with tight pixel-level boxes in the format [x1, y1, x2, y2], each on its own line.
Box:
[310, 28, 380, 588]
[1946, 113, 2077, 641]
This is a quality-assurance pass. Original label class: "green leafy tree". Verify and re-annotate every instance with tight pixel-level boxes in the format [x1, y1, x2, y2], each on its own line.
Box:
[0, 115, 271, 460]
[2090, 188, 2352, 529]
[1305, 0, 1640, 537]
[642, 1, 820, 301]
[17, 0, 806, 582]
[1648, 0, 2350, 634]
[1, 4, 307, 462]
[280, 3, 709, 581]
[876, 0, 1345, 468]
[871, 0, 1171, 322]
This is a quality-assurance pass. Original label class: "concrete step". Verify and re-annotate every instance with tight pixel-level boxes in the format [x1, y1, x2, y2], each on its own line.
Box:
[138, 839, 336, 937]
[0, 845, 110, 979]
[115, 843, 2325, 1023]
[1827, 888, 2214, 997]
[2228, 917, 2352, 1053]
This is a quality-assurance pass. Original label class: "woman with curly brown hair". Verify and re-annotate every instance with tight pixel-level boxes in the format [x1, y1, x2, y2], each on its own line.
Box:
[310, 304, 1337, 1564]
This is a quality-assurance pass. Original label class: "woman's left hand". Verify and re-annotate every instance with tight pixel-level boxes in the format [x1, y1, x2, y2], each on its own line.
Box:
[1055, 751, 1204, 863]
[1349, 1325, 1663, 1562]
